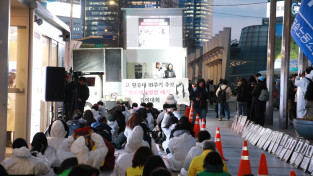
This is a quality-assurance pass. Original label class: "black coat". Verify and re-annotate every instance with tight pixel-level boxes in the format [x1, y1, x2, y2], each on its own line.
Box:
[77, 84, 89, 102]
[235, 84, 250, 103]
[164, 70, 176, 78]
[191, 80, 209, 109]
[251, 82, 267, 103]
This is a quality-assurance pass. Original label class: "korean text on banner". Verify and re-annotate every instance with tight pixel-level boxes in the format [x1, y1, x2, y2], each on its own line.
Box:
[291, 0, 313, 63]
[122, 79, 189, 110]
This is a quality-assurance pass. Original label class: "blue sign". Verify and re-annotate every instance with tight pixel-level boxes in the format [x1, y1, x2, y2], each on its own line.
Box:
[291, 0, 313, 63]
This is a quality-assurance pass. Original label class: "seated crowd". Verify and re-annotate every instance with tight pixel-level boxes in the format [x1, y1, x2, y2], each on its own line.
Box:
[0, 95, 230, 176]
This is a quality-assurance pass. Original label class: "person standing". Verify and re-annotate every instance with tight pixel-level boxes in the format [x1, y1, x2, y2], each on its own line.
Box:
[154, 62, 164, 79]
[295, 67, 313, 118]
[288, 74, 297, 124]
[190, 79, 209, 125]
[216, 80, 232, 121]
[234, 78, 250, 116]
[164, 63, 176, 78]
[77, 77, 89, 113]
[251, 76, 268, 126]
[248, 76, 257, 121]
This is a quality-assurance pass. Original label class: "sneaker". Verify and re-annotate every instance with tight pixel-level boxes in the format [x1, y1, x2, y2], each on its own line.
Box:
[226, 119, 230, 121]
[219, 119, 222, 121]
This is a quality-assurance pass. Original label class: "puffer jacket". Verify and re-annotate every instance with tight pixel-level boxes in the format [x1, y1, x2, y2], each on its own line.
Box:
[191, 80, 209, 109]
[1, 147, 50, 175]
[166, 132, 196, 171]
[116, 126, 145, 176]
[47, 120, 68, 167]
[57, 133, 108, 169]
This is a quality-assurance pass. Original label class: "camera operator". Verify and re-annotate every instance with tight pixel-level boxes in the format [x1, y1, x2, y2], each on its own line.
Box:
[77, 77, 90, 113]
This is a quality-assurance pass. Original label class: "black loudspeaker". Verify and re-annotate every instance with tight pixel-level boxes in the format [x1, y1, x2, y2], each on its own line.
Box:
[45, 67, 65, 101]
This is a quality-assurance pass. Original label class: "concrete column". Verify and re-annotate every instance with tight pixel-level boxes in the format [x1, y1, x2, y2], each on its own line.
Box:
[279, 0, 291, 129]
[0, 0, 10, 161]
[265, 0, 276, 125]
[298, 49, 308, 74]
[213, 62, 218, 85]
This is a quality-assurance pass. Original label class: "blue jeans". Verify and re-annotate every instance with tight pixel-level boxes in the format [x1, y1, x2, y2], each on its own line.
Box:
[237, 102, 248, 116]
[192, 108, 206, 125]
[218, 102, 230, 120]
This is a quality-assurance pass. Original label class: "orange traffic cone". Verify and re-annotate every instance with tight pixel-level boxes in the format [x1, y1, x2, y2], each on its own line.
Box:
[200, 118, 206, 131]
[258, 153, 268, 176]
[238, 140, 252, 176]
[215, 127, 228, 161]
[193, 114, 200, 138]
[289, 171, 296, 176]
[185, 106, 190, 117]
[189, 103, 194, 123]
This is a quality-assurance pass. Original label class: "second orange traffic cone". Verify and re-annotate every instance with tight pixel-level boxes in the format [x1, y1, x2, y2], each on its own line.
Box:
[193, 114, 200, 138]
[289, 171, 296, 176]
[238, 140, 252, 176]
[258, 153, 268, 176]
[200, 118, 206, 131]
[189, 103, 194, 123]
[215, 127, 228, 161]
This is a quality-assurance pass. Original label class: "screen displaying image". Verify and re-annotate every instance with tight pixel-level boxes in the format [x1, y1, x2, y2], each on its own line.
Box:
[138, 18, 170, 48]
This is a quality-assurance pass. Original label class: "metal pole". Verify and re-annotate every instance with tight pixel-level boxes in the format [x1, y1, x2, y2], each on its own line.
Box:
[279, 0, 291, 129]
[0, 0, 10, 161]
[298, 49, 308, 74]
[265, 0, 276, 125]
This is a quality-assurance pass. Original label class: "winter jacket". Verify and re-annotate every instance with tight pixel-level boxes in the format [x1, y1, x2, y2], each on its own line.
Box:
[295, 71, 313, 118]
[191, 86, 209, 109]
[146, 112, 155, 130]
[47, 120, 68, 167]
[1, 147, 50, 175]
[181, 142, 203, 175]
[91, 121, 112, 142]
[98, 105, 108, 116]
[215, 85, 232, 103]
[77, 84, 89, 102]
[116, 126, 145, 176]
[197, 166, 231, 176]
[166, 132, 196, 171]
[188, 150, 228, 176]
[251, 81, 267, 103]
[57, 133, 108, 169]
[101, 138, 115, 170]
[67, 119, 86, 136]
[234, 84, 250, 103]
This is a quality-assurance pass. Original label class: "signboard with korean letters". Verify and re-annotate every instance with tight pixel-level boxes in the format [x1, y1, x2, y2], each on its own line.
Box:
[283, 138, 298, 162]
[291, 0, 313, 63]
[122, 78, 189, 109]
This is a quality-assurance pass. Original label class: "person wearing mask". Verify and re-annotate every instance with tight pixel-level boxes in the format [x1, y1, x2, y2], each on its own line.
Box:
[1, 138, 50, 175]
[115, 126, 146, 176]
[57, 129, 108, 169]
[295, 67, 313, 118]
[164, 63, 176, 78]
[156, 104, 170, 126]
[191, 79, 209, 125]
[234, 78, 250, 116]
[187, 140, 228, 176]
[288, 74, 297, 124]
[216, 79, 232, 121]
[126, 146, 153, 176]
[164, 129, 196, 171]
[77, 77, 89, 113]
[181, 130, 211, 176]
[251, 76, 268, 126]
[97, 101, 108, 116]
[142, 155, 167, 176]
[47, 119, 69, 167]
[197, 152, 231, 176]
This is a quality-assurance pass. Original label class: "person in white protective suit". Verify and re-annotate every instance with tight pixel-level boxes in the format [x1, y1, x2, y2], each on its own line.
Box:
[1, 138, 50, 175]
[161, 112, 178, 151]
[115, 125, 146, 176]
[57, 131, 108, 169]
[164, 130, 196, 171]
[47, 119, 69, 167]
[295, 68, 313, 118]
[180, 130, 211, 176]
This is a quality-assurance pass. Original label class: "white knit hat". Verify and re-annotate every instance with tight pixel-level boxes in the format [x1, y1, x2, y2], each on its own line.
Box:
[165, 94, 177, 105]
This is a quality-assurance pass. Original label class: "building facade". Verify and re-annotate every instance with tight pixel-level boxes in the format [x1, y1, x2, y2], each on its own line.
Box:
[179, 0, 213, 47]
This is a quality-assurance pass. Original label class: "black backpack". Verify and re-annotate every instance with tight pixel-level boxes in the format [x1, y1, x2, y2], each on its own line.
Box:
[305, 78, 313, 101]
[217, 86, 228, 103]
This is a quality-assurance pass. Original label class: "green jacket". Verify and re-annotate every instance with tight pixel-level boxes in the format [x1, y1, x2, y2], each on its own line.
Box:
[197, 166, 231, 176]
